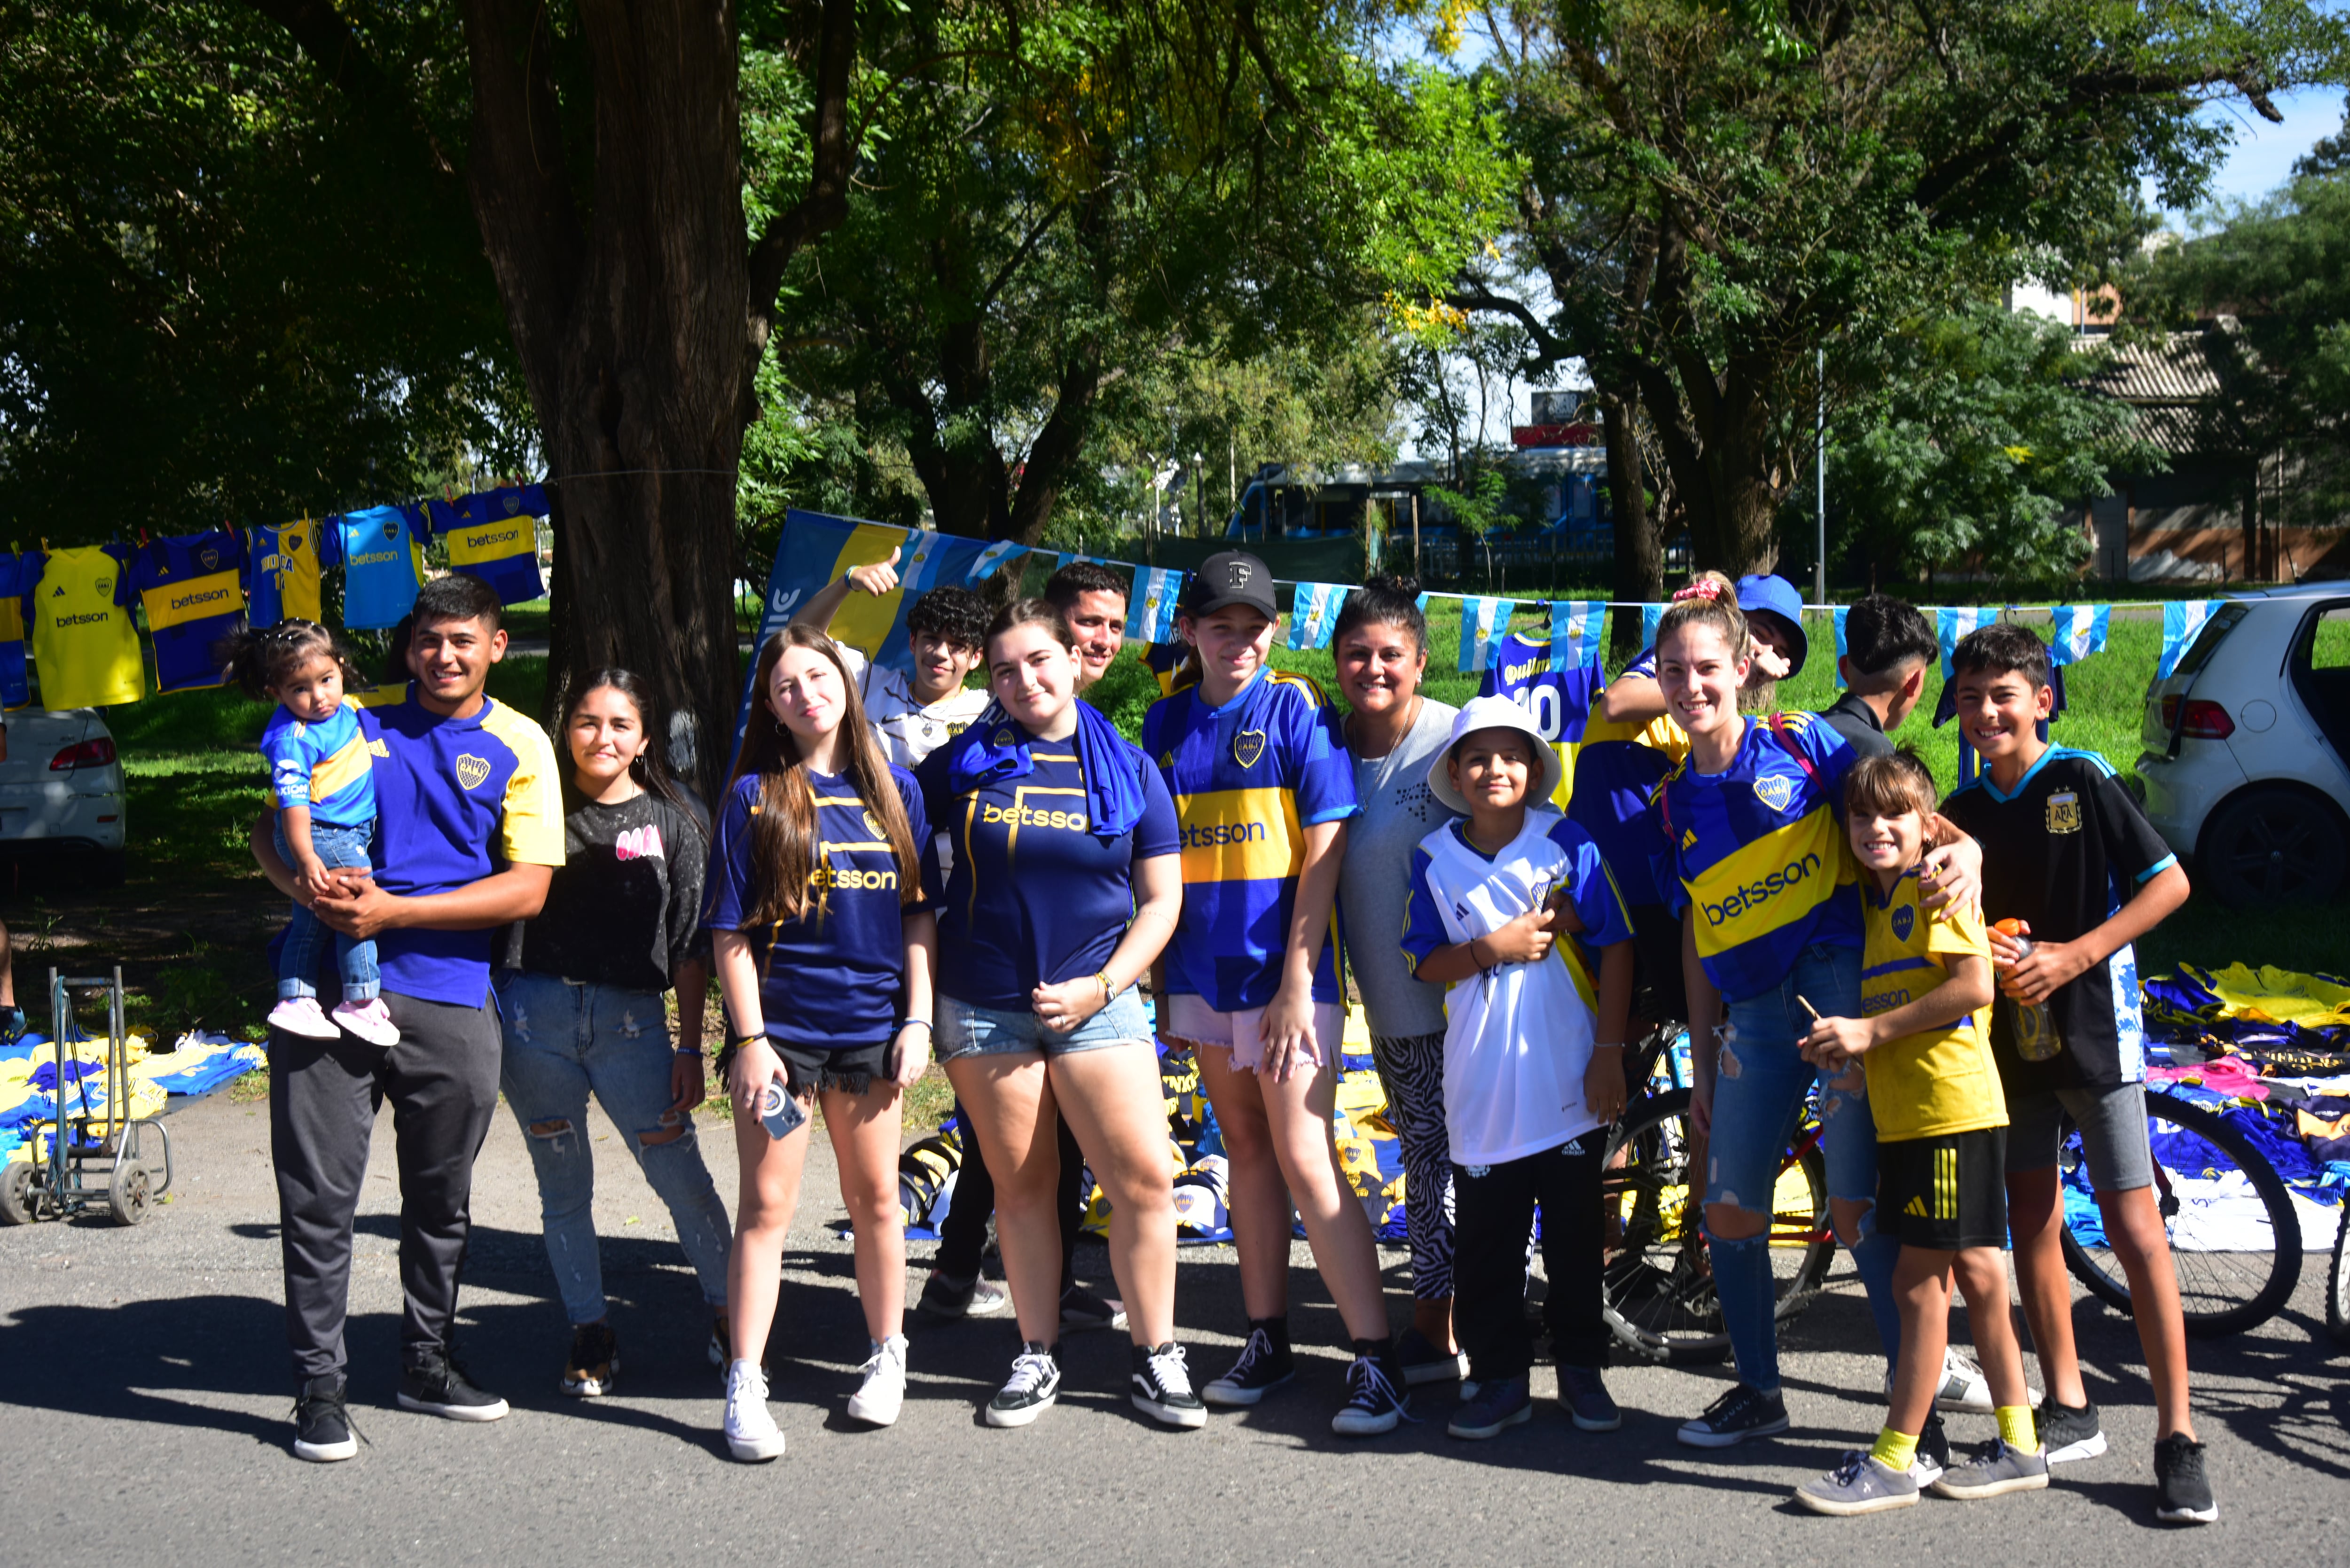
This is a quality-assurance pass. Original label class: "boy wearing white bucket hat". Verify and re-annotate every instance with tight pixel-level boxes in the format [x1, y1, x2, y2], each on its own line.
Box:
[1400, 696, 1637, 1442]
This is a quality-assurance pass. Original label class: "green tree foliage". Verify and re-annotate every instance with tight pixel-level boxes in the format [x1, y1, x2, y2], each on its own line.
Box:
[752, 0, 1510, 543]
[2128, 170, 2350, 527]
[1450, 0, 2347, 576]
[1824, 305, 2162, 585]
[0, 2, 529, 538]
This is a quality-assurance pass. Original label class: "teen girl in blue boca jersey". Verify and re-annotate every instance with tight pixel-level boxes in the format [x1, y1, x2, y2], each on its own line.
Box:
[1143, 552, 1404, 1437]
[1651, 580, 1982, 1453]
[705, 624, 937, 1462]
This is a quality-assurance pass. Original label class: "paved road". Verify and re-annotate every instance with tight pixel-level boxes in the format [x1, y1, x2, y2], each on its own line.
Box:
[4, 1090, 2344, 1567]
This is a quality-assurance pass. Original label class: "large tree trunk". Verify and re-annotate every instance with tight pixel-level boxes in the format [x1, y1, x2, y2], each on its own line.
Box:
[1595, 384, 1661, 634]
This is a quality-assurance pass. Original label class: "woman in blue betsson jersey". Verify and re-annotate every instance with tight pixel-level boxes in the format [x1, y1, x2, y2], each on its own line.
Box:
[1145, 552, 1405, 1437]
[706, 625, 937, 1462]
[916, 600, 1196, 1430]
[1651, 581, 1986, 1453]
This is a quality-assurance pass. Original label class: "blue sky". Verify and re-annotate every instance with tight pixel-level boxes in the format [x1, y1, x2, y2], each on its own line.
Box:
[2166, 85, 2344, 224]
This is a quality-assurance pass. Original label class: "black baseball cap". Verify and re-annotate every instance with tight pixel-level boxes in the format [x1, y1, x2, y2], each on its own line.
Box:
[1181, 550, 1278, 620]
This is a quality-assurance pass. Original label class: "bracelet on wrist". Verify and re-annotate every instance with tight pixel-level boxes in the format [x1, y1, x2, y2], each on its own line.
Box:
[1096, 971, 1113, 1000]
[897, 1017, 932, 1036]
[674, 1046, 705, 1059]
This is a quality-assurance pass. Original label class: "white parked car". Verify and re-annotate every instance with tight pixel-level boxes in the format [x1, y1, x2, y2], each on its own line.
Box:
[2138, 584, 2350, 905]
[0, 707, 128, 882]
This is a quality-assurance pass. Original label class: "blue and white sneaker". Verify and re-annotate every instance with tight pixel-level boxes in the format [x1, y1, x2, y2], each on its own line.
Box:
[1331, 1354, 1409, 1437]
[1931, 1438, 2051, 1500]
[1795, 1451, 1921, 1516]
[1447, 1374, 1532, 1440]
[1676, 1383, 1789, 1448]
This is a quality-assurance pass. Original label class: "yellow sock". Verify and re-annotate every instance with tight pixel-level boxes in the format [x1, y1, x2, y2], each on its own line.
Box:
[1871, 1425, 1919, 1471]
[1997, 1404, 2040, 1453]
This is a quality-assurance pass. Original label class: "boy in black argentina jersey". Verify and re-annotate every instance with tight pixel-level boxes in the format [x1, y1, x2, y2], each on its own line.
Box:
[1938, 623, 2212, 1526]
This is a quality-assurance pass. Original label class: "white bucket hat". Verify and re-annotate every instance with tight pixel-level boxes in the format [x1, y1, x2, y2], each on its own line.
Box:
[1426, 694, 1562, 815]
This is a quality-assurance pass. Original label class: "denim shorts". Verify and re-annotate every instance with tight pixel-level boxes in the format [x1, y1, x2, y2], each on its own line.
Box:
[936, 985, 1154, 1061]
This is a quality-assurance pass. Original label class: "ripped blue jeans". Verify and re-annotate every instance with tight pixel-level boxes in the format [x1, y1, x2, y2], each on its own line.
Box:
[1704, 940, 1900, 1392]
[496, 970, 732, 1325]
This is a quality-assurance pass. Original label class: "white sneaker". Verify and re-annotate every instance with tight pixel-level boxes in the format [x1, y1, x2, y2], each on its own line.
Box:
[723, 1360, 785, 1461]
[331, 998, 400, 1048]
[269, 997, 341, 1040]
[1883, 1347, 2018, 1414]
[846, 1334, 908, 1427]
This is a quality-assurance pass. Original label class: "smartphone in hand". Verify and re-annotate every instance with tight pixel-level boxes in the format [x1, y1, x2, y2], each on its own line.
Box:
[758, 1075, 808, 1141]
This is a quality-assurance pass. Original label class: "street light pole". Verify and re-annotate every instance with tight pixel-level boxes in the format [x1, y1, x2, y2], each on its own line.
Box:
[1815, 345, 1828, 608]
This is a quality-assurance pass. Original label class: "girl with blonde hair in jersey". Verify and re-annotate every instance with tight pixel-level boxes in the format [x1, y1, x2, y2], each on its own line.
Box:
[705, 624, 937, 1461]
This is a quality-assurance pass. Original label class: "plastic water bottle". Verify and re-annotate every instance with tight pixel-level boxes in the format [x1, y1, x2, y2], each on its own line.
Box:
[1993, 918, 2061, 1062]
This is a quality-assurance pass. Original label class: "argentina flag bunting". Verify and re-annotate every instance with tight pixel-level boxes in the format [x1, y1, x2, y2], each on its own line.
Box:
[1832, 605, 1851, 687]
[1125, 566, 1186, 644]
[1639, 602, 1665, 653]
[1286, 582, 1351, 650]
[967, 539, 1025, 583]
[2158, 600, 2218, 679]
[1937, 605, 1993, 678]
[1548, 600, 1605, 671]
[1458, 596, 1518, 674]
[2048, 604, 2110, 667]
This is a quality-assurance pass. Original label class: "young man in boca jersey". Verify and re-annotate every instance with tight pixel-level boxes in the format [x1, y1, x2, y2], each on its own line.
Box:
[1142, 552, 1406, 1436]
[251, 573, 564, 1464]
[1938, 623, 2210, 1526]
[793, 548, 991, 768]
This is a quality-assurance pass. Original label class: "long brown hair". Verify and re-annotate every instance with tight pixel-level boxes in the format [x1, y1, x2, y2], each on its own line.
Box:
[724, 624, 919, 928]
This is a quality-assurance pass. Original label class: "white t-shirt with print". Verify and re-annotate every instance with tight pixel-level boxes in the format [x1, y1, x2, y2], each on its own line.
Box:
[838, 645, 990, 769]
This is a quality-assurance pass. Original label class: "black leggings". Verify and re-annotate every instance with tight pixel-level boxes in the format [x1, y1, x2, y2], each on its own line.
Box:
[936, 1109, 1089, 1289]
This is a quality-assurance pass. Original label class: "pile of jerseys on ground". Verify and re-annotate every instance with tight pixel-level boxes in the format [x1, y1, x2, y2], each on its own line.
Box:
[870, 1002, 1409, 1248]
[0, 1030, 264, 1166]
[2060, 963, 2350, 1252]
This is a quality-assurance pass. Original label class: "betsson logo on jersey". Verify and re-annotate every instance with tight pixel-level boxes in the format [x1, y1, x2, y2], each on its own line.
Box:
[1180, 820, 1268, 848]
[170, 586, 235, 614]
[980, 803, 1089, 831]
[1700, 851, 1823, 927]
[54, 610, 114, 628]
[809, 864, 897, 891]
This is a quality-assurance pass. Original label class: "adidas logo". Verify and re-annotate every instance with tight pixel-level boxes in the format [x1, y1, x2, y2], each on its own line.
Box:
[1904, 1196, 1930, 1217]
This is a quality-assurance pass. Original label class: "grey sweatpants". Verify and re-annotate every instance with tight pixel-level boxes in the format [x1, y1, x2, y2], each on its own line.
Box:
[268, 989, 501, 1381]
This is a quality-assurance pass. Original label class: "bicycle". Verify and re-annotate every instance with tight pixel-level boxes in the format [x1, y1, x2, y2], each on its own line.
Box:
[2058, 1086, 2303, 1337]
[1600, 1021, 1835, 1364]
[2329, 1204, 2350, 1345]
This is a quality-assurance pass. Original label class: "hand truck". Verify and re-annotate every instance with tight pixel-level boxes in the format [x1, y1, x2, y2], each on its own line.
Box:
[0, 967, 172, 1226]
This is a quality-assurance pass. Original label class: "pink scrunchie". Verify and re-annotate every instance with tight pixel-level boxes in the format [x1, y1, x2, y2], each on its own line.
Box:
[1671, 578, 1726, 604]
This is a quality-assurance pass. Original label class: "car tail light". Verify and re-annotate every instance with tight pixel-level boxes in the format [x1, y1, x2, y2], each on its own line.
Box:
[49, 737, 117, 771]
[2158, 697, 2235, 740]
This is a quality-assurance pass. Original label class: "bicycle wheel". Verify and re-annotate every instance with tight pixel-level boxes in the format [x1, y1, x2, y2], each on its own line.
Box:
[2059, 1092, 2302, 1337]
[2326, 1206, 2350, 1346]
[1601, 1089, 1834, 1365]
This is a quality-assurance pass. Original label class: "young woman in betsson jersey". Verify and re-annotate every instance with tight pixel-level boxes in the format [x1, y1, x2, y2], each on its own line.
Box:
[915, 600, 1197, 1430]
[1650, 582, 1981, 1455]
[1142, 553, 1405, 1437]
[705, 624, 936, 1462]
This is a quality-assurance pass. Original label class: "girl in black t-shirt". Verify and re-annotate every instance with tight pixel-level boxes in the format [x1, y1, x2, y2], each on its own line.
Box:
[495, 670, 731, 1402]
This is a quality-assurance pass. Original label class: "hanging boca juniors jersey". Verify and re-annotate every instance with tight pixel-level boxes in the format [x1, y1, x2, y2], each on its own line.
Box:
[249, 519, 338, 628]
[439, 485, 547, 605]
[30, 544, 143, 709]
[0, 552, 38, 708]
[1477, 631, 1602, 815]
[335, 505, 427, 630]
[129, 528, 249, 693]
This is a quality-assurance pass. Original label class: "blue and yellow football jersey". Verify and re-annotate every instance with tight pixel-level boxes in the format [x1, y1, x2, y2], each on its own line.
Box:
[259, 698, 376, 830]
[128, 528, 247, 693]
[1650, 710, 1860, 1003]
[438, 485, 547, 606]
[249, 519, 338, 628]
[1141, 667, 1359, 1011]
[334, 506, 427, 630]
[1858, 868, 2003, 1141]
[1566, 647, 1687, 909]
[1478, 631, 1602, 814]
[0, 551, 38, 707]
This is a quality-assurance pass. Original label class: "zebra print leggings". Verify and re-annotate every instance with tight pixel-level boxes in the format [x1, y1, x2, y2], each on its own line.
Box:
[1369, 1029, 1454, 1302]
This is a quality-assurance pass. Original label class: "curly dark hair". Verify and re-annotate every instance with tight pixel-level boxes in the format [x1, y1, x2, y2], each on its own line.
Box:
[220, 620, 368, 701]
[906, 585, 987, 652]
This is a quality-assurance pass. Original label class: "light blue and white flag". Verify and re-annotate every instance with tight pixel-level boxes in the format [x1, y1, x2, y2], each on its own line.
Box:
[1416, 592, 1433, 617]
[1549, 600, 1606, 671]
[967, 539, 1026, 584]
[1831, 605, 1852, 687]
[1126, 566, 1186, 644]
[1458, 596, 1519, 674]
[2158, 600, 2219, 679]
[1286, 581, 1351, 651]
[1937, 605, 1994, 678]
[2049, 604, 2111, 668]
[1639, 602, 1665, 653]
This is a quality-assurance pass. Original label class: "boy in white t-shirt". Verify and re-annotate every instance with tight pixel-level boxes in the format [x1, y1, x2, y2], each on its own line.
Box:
[1402, 696, 1635, 1443]
[793, 548, 990, 767]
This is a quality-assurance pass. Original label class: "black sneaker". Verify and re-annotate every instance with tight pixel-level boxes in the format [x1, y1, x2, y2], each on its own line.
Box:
[560, 1322, 618, 1397]
[399, 1348, 510, 1423]
[2153, 1433, 2218, 1524]
[1918, 1412, 1950, 1483]
[291, 1374, 358, 1462]
[2037, 1395, 2108, 1464]
[1331, 1353, 1410, 1437]
[1059, 1284, 1127, 1333]
[1201, 1326, 1295, 1408]
[1131, 1342, 1207, 1429]
[1393, 1325, 1467, 1387]
[1675, 1383, 1789, 1448]
[984, 1342, 1061, 1428]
